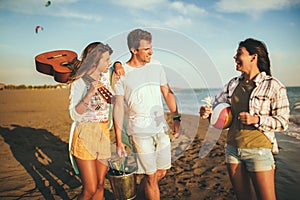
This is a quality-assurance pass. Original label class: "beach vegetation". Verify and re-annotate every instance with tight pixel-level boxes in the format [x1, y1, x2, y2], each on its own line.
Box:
[1, 83, 69, 90]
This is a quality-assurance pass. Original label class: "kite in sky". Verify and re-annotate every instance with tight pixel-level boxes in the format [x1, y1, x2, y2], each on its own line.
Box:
[45, 1, 51, 7]
[35, 26, 44, 34]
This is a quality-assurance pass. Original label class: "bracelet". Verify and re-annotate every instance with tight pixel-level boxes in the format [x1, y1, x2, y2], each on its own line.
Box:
[254, 115, 261, 127]
[172, 115, 181, 121]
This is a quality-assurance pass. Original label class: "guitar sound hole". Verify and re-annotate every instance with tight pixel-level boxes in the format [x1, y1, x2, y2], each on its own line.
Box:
[61, 62, 70, 66]
[47, 54, 67, 60]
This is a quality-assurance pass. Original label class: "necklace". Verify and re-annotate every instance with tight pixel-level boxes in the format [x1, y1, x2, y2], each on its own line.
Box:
[241, 79, 254, 93]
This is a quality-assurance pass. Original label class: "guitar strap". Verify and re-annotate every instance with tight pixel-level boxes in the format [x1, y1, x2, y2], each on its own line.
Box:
[65, 59, 81, 83]
[66, 58, 81, 71]
[81, 74, 95, 86]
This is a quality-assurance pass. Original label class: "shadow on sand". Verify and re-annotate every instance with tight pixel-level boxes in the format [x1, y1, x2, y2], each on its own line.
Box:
[0, 124, 114, 199]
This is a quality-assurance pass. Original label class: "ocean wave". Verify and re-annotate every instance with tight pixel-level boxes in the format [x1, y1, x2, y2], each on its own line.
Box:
[278, 139, 300, 145]
[284, 122, 300, 140]
[292, 102, 300, 110]
[291, 101, 300, 114]
[283, 132, 300, 140]
[289, 115, 300, 125]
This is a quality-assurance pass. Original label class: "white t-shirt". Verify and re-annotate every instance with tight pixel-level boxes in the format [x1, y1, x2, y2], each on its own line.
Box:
[114, 61, 169, 136]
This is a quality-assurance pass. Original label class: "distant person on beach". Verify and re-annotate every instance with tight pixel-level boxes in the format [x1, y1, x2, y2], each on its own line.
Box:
[113, 28, 181, 199]
[200, 38, 290, 200]
[68, 42, 115, 200]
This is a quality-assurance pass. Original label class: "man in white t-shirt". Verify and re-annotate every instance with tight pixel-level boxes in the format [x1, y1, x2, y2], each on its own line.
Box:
[113, 29, 181, 199]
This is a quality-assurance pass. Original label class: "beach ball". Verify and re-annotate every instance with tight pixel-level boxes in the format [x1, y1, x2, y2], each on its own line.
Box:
[210, 103, 232, 129]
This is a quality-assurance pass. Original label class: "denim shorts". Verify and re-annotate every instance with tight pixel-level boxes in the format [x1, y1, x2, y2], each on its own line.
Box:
[130, 132, 171, 175]
[225, 144, 275, 172]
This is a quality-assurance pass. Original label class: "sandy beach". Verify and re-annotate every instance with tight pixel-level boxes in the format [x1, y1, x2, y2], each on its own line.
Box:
[0, 88, 238, 199]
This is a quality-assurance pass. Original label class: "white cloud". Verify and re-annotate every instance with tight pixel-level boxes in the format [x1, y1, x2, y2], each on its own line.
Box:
[215, 0, 300, 16]
[111, 0, 207, 16]
[0, 0, 205, 27]
[111, 0, 168, 11]
[170, 1, 207, 15]
[109, 0, 207, 29]
[135, 15, 192, 29]
[0, 0, 102, 21]
[47, 7, 103, 22]
[164, 15, 192, 27]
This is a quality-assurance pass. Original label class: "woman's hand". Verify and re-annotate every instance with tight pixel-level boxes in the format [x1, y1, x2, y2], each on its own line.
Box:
[87, 80, 103, 96]
[116, 142, 127, 158]
[76, 80, 103, 113]
[239, 112, 259, 125]
[199, 105, 212, 119]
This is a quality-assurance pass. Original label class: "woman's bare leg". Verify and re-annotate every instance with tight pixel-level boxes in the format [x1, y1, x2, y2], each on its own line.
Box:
[227, 163, 256, 200]
[92, 159, 108, 200]
[75, 158, 98, 200]
[250, 169, 276, 200]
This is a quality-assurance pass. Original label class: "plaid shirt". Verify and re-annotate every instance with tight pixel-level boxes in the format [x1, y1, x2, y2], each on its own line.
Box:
[213, 72, 290, 154]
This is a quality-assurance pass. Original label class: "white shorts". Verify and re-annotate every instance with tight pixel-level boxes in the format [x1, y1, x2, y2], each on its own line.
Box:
[130, 132, 171, 174]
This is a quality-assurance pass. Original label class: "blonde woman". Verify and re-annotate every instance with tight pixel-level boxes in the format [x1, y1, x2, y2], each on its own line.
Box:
[69, 42, 113, 200]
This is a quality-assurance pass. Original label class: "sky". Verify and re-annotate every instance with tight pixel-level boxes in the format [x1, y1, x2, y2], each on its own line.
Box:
[0, 0, 300, 88]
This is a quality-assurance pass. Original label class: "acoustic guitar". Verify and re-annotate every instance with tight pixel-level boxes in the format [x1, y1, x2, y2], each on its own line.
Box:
[82, 74, 114, 104]
[35, 50, 79, 83]
[98, 86, 114, 104]
[35, 50, 114, 104]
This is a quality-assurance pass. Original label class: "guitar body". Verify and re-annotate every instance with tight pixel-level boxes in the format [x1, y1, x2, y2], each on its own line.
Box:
[35, 50, 78, 83]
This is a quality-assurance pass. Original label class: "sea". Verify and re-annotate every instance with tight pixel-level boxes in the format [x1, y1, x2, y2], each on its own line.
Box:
[170, 86, 300, 200]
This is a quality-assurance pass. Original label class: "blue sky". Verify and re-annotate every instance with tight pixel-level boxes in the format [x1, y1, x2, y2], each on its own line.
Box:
[0, 0, 300, 88]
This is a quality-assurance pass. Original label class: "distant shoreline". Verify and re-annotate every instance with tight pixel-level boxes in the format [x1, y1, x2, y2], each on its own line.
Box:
[0, 83, 69, 90]
[1, 82, 299, 90]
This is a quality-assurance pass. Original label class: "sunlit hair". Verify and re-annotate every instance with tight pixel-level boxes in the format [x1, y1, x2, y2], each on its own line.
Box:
[127, 29, 152, 51]
[76, 42, 113, 78]
[239, 38, 271, 75]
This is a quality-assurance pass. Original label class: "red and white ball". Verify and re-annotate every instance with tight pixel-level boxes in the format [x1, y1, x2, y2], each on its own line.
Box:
[210, 103, 232, 129]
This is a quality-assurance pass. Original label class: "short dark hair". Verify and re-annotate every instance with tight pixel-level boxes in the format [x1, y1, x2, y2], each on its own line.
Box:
[127, 29, 152, 50]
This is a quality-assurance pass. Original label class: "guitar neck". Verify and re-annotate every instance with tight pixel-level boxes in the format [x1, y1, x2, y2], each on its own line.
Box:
[98, 86, 114, 104]
[81, 74, 114, 104]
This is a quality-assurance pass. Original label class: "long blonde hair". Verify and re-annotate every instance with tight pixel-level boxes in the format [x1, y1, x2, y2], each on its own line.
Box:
[75, 42, 113, 79]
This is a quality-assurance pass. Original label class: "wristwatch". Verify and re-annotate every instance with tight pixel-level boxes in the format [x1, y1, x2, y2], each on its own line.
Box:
[172, 115, 181, 121]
